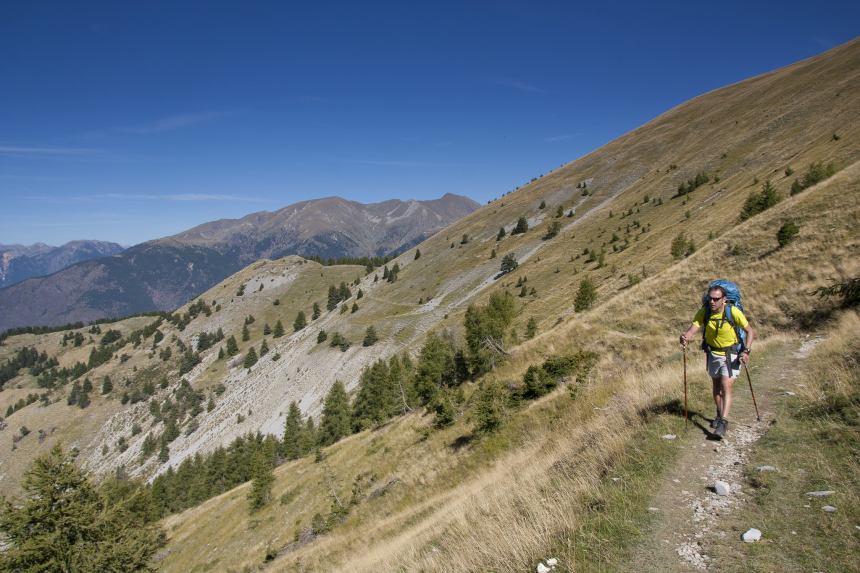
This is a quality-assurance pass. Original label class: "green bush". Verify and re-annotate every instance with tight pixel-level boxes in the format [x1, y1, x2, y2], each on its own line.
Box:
[574, 276, 598, 311]
[740, 179, 781, 220]
[777, 221, 800, 246]
[791, 161, 836, 195]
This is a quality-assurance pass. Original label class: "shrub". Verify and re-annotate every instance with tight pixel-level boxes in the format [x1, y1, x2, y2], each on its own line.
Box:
[500, 253, 519, 273]
[317, 330, 328, 344]
[791, 161, 836, 195]
[513, 217, 529, 234]
[777, 221, 800, 246]
[545, 221, 562, 239]
[574, 276, 598, 312]
[362, 326, 378, 347]
[810, 277, 860, 307]
[740, 179, 781, 220]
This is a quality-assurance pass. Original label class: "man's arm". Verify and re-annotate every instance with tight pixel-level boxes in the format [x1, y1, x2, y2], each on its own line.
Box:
[680, 324, 699, 347]
[739, 324, 754, 364]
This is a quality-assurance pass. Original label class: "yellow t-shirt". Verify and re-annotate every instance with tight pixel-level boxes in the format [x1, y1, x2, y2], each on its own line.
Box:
[692, 305, 748, 355]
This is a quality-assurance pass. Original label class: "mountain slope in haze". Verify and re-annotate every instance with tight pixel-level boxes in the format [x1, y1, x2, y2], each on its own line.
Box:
[0, 194, 479, 331]
[1, 36, 859, 572]
[0, 240, 126, 288]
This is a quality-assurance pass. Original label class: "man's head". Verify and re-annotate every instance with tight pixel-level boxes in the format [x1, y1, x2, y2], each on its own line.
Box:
[707, 286, 727, 311]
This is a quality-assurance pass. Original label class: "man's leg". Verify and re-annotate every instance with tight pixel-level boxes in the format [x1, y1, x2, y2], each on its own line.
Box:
[711, 377, 723, 420]
[719, 375, 735, 418]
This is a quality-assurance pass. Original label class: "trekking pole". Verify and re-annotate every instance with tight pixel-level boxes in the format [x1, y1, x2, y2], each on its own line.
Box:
[743, 363, 761, 421]
[683, 344, 688, 430]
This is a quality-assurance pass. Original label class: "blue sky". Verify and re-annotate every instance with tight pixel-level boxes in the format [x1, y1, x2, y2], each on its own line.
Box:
[2, 1, 858, 247]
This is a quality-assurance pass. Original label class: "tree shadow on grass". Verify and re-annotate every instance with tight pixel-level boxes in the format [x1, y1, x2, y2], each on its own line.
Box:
[449, 433, 474, 451]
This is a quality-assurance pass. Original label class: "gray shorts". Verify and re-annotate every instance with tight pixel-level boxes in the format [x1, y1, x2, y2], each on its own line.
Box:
[707, 352, 741, 379]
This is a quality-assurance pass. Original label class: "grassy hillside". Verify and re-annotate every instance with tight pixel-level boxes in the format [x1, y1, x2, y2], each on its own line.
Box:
[1, 36, 858, 572]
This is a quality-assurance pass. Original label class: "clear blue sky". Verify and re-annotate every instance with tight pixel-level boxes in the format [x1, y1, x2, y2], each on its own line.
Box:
[2, 1, 858, 247]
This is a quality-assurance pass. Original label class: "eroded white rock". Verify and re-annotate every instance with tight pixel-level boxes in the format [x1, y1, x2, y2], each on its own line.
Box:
[714, 480, 731, 496]
[805, 490, 835, 497]
[754, 465, 777, 472]
[742, 528, 761, 542]
[537, 563, 550, 573]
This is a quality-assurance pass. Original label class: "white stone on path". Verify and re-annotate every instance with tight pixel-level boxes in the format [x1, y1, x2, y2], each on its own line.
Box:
[537, 563, 550, 573]
[546, 558, 558, 566]
[648, 507, 659, 512]
[662, 434, 676, 439]
[714, 481, 731, 496]
[783, 392, 795, 396]
[805, 491, 835, 497]
[754, 466, 777, 472]
[742, 528, 762, 542]
[822, 506, 837, 512]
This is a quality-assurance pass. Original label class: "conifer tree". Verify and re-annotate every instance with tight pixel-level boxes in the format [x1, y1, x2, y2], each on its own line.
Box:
[0, 444, 166, 572]
[513, 216, 529, 234]
[282, 401, 303, 460]
[247, 449, 274, 514]
[101, 376, 113, 394]
[263, 323, 271, 335]
[351, 302, 359, 313]
[357, 288, 363, 299]
[272, 320, 284, 338]
[339, 282, 350, 301]
[414, 248, 421, 260]
[319, 380, 352, 446]
[382, 265, 389, 280]
[293, 311, 307, 332]
[218, 347, 225, 360]
[497, 226, 506, 240]
[312, 301, 321, 320]
[242, 324, 250, 342]
[301, 417, 317, 455]
[351, 359, 395, 431]
[525, 317, 539, 339]
[259, 339, 269, 357]
[327, 285, 339, 311]
[244, 347, 258, 368]
[362, 325, 378, 347]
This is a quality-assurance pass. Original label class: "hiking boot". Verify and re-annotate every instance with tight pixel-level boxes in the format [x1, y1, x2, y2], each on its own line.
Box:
[710, 414, 722, 429]
[714, 418, 729, 439]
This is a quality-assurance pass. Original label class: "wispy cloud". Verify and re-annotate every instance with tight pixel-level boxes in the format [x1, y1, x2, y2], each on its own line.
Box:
[121, 111, 226, 134]
[545, 134, 578, 142]
[346, 159, 480, 168]
[0, 146, 103, 156]
[810, 36, 836, 50]
[99, 193, 272, 202]
[490, 76, 543, 93]
[436, 141, 454, 147]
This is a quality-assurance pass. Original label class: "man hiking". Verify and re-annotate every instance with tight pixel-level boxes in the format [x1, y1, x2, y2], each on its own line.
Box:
[679, 284, 754, 438]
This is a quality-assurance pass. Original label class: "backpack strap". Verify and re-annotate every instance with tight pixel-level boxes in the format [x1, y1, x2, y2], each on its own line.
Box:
[701, 303, 742, 356]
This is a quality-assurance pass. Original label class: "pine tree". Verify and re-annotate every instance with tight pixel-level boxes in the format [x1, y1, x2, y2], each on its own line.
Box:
[382, 265, 389, 280]
[351, 302, 359, 313]
[574, 275, 598, 312]
[259, 339, 269, 357]
[497, 226, 506, 240]
[351, 359, 395, 431]
[101, 376, 112, 394]
[272, 320, 284, 338]
[363, 325, 378, 347]
[0, 444, 166, 572]
[525, 317, 538, 339]
[319, 380, 352, 446]
[282, 401, 303, 460]
[312, 302, 321, 320]
[226, 335, 239, 356]
[339, 282, 350, 301]
[357, 288, 363, 299]
[244, 348, 258, 368]
[327, 285, 339, 311]
[218, 347, 225, 360]
[513, 216, 529, 234]
[242, 324, 250, 342]
[263, 323, 271, 335]
[293, 311, 307, 332]
[414, 248, 421, 260]
[247, 449, 275, 514]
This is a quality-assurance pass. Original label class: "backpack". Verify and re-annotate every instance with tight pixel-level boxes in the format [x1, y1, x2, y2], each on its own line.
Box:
[700, 280, 747, 355]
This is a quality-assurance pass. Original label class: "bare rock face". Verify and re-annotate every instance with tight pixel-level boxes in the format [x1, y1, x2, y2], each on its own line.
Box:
[0, 194, 478, 331]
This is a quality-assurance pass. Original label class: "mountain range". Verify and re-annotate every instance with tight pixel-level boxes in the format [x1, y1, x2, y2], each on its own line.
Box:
[0, 240, 126, 289]
[0, 193, 479, 332]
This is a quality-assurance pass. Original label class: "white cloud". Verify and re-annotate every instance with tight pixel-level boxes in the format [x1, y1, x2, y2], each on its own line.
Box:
[121, 111, 226, 134]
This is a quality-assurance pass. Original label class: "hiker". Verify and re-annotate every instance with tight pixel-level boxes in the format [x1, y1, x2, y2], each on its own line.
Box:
[679, 284, 754, 438]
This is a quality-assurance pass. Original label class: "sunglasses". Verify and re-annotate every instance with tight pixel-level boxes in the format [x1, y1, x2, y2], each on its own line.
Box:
[708, 296, 724, 303]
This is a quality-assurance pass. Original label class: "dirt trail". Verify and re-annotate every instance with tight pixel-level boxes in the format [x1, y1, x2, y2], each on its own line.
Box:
[628, 339, 815, 571]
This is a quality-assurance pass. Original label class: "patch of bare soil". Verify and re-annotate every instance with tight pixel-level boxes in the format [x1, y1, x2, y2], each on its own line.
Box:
[628, 341, 804, 571]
